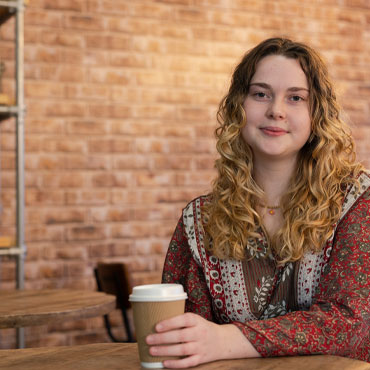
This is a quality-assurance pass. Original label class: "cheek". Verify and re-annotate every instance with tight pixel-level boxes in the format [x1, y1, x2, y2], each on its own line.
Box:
[243, 99, 260, 122]
[303, 115, 312, 140]
[294, 110, 311, 141]
[241, 122, 254, 146]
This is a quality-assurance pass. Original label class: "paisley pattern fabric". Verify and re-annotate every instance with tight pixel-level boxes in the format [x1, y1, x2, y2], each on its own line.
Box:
[162, 172, 370, 362]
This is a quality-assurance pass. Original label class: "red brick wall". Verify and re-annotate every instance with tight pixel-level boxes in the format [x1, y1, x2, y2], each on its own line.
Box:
[0, 0, 369, 348]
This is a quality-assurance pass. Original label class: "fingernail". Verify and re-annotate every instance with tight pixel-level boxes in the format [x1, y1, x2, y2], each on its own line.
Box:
[156, 323, 163, 331]
[146, 335, 153, 344]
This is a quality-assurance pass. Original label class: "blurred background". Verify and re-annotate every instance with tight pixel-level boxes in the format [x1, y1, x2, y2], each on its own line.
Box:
[0, 0, 369, 348]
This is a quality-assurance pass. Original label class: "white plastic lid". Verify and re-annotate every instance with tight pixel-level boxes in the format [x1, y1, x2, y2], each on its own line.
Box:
[129, 284, 187, 302]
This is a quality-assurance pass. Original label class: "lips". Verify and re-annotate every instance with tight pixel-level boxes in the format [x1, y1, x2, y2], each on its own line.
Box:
[260, 126, 288, 136]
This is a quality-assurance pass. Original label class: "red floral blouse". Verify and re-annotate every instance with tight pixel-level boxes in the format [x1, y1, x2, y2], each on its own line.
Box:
[162, 172, 370, 363]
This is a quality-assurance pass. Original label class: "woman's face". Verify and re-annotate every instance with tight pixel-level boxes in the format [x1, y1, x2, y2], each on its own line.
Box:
[242, 55, 311, 163]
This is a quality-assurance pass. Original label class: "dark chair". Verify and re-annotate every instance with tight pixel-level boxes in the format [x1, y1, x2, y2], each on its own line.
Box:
[94, 262, 135, 342]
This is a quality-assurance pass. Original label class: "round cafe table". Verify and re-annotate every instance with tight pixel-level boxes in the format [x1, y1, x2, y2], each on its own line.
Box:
[0, 289, 115, 328]
[0, 343, 368, 370]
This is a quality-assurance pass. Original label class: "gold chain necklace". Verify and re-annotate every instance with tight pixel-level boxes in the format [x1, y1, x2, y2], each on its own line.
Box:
[257, 203, 280, 215]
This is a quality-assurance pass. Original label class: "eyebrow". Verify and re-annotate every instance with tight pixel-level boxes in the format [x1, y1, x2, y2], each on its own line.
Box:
[249, 82, 309, 92]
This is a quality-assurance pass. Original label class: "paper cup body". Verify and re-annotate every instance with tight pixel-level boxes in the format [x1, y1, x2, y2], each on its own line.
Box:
[129, 284, 187, 368]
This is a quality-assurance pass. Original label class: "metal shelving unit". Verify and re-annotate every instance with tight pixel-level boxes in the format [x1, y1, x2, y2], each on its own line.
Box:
[0, 0, 26, 348]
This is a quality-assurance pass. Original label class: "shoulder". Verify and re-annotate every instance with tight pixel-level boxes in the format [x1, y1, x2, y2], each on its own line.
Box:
[357, 171, 370, 200]
[358, 170, 370, 190]
[182, 194, 211, 221]
[338, 171, 370, 231]
[180, 195, 211, 266]
[355, 170, 370, 187]
[341, 171, 370, 215]
[183, 194, 211, 211]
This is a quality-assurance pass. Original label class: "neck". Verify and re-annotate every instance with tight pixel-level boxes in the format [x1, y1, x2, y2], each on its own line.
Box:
[253, 157, 297, 206]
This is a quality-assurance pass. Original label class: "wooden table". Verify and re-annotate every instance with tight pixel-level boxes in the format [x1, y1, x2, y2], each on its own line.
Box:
[0, 343, 368, 370]
[0, 289, 116, 328]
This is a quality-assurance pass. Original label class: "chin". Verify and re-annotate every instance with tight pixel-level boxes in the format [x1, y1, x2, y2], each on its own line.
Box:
[254, 148, 298, 161]
[259, 148, 287, 157]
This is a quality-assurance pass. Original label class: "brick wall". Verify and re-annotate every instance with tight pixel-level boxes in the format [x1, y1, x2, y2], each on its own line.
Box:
[0, 0, 369, 348]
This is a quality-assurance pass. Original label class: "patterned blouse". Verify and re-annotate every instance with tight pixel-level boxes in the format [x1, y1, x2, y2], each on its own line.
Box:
[162, 172, 370, 363]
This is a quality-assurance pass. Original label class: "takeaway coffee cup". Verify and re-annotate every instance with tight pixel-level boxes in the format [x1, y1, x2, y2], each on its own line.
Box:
[129, 284, 187, 369]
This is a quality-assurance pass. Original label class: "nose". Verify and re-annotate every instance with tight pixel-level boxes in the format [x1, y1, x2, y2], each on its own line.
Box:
[266, 99, 286, 120]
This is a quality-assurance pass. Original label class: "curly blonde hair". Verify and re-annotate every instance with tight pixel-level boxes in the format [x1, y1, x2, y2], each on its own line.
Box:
[202, 37, 364, 265]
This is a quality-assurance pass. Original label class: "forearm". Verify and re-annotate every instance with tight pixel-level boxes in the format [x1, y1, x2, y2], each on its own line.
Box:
[232, 296, 369, 358]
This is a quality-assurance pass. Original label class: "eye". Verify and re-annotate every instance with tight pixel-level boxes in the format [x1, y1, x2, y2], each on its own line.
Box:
[252, 92, 269, 99]
[290, 95, 305, 102]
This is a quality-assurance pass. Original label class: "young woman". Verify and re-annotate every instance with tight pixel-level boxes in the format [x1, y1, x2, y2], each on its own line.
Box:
[146, 37, 370, 368]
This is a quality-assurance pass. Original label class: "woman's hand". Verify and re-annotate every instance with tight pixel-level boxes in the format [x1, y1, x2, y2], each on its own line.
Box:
[146, 312, 260, 368]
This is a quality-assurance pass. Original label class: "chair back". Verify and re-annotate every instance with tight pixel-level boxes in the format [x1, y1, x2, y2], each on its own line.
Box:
[95, 263, 131, 309]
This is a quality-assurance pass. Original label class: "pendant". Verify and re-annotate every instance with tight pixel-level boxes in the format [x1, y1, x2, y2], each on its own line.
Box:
[268, 209, 275, 215]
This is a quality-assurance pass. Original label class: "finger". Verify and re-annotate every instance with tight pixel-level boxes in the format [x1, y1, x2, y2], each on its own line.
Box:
[147, 327, 194, 345]
[162, 355, 201, 369]
[149, 342, 195, 357]
[155, 312, 198, 332]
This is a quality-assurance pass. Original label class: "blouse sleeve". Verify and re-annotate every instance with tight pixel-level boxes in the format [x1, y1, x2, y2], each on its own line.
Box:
[234, 188, 370, 360]
[161, 214, 215, 321]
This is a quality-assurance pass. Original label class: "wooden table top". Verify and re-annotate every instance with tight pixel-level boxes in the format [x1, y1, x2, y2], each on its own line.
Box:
[0, 289, 116, 328]
[0, 343, 368, 370]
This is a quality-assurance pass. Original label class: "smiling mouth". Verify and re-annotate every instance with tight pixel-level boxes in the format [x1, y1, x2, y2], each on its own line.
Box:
[260, 127, 288, 136]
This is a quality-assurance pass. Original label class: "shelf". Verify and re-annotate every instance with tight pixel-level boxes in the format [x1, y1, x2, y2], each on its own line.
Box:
[0, 1, 17, 26]
[0, 105, 19, 121]
[0, 105, 20, 114]
[0, 1, 29, 26]
[0, 0, 19, 5]
[0, 246, 25, 256]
